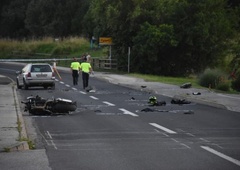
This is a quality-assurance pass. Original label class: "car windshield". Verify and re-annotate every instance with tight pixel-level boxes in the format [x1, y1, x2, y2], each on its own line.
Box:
[31, 65, 52, 72]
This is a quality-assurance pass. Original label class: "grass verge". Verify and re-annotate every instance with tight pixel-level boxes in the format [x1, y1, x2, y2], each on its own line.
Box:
[129, 73, 202, 88]
[17, 119, 35, 150]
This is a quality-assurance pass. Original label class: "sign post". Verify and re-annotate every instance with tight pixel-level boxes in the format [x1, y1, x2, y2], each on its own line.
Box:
[99, 37, 113, 68]
[128, 47, 131, 73]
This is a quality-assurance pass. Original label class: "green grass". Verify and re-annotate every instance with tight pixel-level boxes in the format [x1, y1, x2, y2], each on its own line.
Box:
[128, 73, 202, 88]
[128, 73, 239, 94]
[17, 118, 35, 150]
[0, 37, 107, 59]
[0, 37, 238, 93]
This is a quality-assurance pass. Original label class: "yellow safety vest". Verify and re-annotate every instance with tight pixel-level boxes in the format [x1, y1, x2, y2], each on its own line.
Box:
[71, 61, 81, 70]
[81, 62, 91, 73]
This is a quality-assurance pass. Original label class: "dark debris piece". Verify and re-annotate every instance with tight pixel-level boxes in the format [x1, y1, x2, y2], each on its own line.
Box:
[192, 92, 201, 95]
[85, 86, 93, 92]
[141, 108, 155, 112]
[180, 82, 192, 88]
[184, 110, 194, 114]
[149, 101, 166, 106]
[171, 98, 191, 104]
[141, 108, 169, 112]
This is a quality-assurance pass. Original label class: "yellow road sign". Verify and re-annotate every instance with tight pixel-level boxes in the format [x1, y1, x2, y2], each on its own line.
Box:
[99, 37, 112, 45]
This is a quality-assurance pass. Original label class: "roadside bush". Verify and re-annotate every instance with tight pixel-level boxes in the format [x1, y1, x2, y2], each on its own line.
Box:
[198, 68, 227, 89]
[216, 81, 230, 91]
[231, 75, 240, 92]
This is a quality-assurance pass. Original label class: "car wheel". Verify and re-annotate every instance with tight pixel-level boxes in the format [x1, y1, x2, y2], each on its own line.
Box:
[23, 79, 28, 90]
[16, 79, 22, 89]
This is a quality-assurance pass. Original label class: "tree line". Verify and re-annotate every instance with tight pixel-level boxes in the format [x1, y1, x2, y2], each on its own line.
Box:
[0, 0, 239, 76]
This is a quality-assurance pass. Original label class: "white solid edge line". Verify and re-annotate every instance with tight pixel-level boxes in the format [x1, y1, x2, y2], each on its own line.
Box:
[149, 123, 177, 134]
[119, 108, 138, 117]
[201, 146, 240, 166]
[46, 131, 52, 139]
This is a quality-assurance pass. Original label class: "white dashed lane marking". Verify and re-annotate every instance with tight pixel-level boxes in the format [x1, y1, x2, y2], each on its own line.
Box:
[90, 96, 99, 100]
[119, 108, 139, 117]
[103, 101, 115, 106]
[201, 146, 240, 166]
[149, 123, 177, 134]
[79, 91, 87, 94]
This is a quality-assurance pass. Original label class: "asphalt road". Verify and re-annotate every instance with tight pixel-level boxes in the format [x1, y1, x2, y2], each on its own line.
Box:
[1, 62, 240, 170]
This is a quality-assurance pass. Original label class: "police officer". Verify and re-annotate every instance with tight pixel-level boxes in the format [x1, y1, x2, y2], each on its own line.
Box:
[70, 57, 81, 85]
[80, 57, 93, 89]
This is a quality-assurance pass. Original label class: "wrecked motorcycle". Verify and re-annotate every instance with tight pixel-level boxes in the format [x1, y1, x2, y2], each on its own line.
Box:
[22, 95, 77, 115]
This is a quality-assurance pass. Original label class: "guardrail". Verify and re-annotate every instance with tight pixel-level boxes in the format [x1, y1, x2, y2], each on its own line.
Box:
[1, 51, 118, 70]
[0, 58, 71, 62]
[92, 58, 117, 70]
[0, 58, 118, 70]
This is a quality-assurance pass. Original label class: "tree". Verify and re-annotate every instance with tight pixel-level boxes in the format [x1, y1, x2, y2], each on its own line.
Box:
[0, 0, 239, 77]
[25, 0, 55, 37]
[170, 0, 237, 74]
[132, 23, 178, 75]
[87, 0, 238, 76]
[0, 0, 30, 38]
[25, 0, 91, 38]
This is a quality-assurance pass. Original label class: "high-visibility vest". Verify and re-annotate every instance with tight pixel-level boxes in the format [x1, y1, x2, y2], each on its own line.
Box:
[81, 62, 91, 73]
[71, 61, 81, 70]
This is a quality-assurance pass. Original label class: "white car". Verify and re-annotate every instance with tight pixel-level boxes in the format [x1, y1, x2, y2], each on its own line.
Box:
[16, 63, 55, 90]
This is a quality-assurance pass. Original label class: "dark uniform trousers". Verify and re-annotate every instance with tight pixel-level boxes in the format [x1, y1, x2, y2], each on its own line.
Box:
[72, 70, 79, 85]
[82, 72, 89, 89]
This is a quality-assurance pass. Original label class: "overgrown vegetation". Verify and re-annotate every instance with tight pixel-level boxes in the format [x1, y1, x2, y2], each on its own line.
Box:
[0, 37, 239, 93]
[231, 75, 240, 92]
[0, 0, 239, 76]
[0, 37, 106, 59]
[129, 73, 201, 88]
[17, 119, 35, 149]
[198, 68, 233, 92]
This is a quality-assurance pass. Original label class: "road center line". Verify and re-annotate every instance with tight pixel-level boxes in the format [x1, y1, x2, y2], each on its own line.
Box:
[199, 138, 210, 143]
[103, 101, 115, 106]
[201, 146, 240, 166]
[119, 108, 139, 117]
[181, 143, 191, 149]
[89, 96, 99, 100]
[186, 133, 195, 137]
[79, 91, 87, 94]
[149, 123, 177, 134]
[171, 138, 179, 143]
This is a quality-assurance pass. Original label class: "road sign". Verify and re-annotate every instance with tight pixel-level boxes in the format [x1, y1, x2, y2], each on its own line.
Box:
[99, 37, 112, 45]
